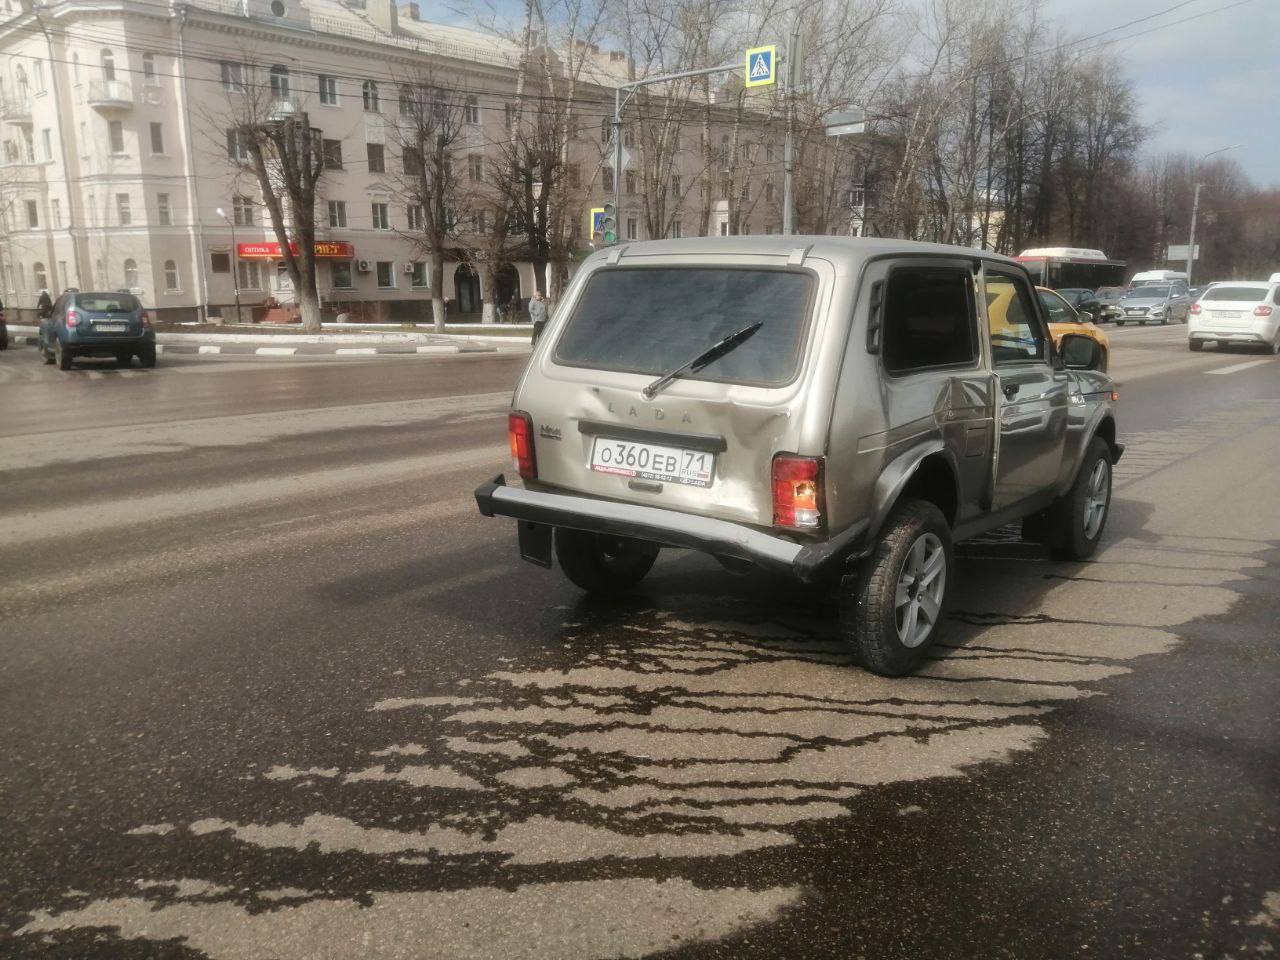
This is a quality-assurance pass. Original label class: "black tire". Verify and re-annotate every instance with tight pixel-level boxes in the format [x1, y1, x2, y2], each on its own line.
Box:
[1188, 340, 1203, 352]
[1139, 320, 1146, 326]
[840, 500, 953, 677]
[56, 339, 73, 371]
[138, 345, 157, 369]
[116, 352, 133, 367]
[554, 528, 659, 596]
[1160, 316, 1168, 325]
[1115, 320, 1125, 327]
[1046, 437, 1112, 560]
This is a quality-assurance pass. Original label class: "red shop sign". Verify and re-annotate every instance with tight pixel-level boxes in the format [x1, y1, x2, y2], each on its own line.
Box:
[236, 241, 355, 259]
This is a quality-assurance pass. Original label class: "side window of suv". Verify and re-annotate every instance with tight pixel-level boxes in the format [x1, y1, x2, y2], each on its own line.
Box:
[984, 271, 1045, 364]
[881, 265, 977, 373]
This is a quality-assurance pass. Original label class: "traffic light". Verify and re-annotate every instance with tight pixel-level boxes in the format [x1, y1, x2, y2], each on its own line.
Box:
[601, 201, 618, 246]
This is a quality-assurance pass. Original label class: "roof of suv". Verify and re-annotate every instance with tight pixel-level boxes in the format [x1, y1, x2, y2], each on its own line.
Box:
[584, 235, 1022, 267]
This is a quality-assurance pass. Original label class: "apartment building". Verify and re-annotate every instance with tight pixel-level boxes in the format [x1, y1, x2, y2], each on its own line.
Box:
[0, 0, 783, 321]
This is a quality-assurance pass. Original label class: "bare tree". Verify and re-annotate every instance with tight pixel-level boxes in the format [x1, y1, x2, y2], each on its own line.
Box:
[203, 60, 326, 331]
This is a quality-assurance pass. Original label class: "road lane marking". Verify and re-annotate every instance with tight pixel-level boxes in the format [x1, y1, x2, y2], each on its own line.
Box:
[1205, 357, 1274, 375]
[255, 346, 297, 356]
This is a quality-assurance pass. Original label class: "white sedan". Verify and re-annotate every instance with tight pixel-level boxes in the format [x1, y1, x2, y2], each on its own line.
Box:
[1187, 281, 1280, 353]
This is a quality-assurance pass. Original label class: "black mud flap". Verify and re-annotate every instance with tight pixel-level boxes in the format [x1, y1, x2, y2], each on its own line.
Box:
[518, 520, 554, 568]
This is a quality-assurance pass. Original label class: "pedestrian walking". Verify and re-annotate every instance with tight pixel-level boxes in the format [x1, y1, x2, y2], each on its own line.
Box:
[37, 289, 54, 320]
[529, 290, 549, 344]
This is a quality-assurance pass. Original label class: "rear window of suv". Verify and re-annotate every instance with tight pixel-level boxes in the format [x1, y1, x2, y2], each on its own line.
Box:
[1205, 286, 1267, 302]
[77, 294, 141, 312]
[553, 267, 815, 387]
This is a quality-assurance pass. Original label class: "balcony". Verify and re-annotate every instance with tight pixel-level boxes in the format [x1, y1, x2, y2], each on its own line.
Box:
[0, 96, 32, 125]
[84, 79, 134, 111]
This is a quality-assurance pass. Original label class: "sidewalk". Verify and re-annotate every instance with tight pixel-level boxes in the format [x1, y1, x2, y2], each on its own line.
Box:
[5, 325, 531, 358]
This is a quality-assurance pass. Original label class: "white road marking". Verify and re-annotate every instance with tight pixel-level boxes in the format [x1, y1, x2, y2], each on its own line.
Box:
[1205, 357, 1274, 375]
[255, 346, 297, 356]
[335, 347, 378, 355]
[197, 345, 221, 355]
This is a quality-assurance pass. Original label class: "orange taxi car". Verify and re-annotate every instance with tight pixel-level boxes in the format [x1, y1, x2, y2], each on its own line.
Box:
[1036, 286, 1110, 370]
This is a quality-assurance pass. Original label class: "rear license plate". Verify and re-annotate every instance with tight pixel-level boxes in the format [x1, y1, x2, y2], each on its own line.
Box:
[589, 437, 714, 487]
[1211, 311, 1243, 320]
[95, 322, 128, 332]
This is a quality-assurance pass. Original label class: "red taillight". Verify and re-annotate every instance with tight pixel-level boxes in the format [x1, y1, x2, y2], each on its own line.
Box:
[508, 411, 537, 480]
[1254, 305, 1273, 318]
[140, 310, 152, 328]
[1189, 303, 1201, 315]
[772, 454, 824, 530]
[65, 309, 79, 328]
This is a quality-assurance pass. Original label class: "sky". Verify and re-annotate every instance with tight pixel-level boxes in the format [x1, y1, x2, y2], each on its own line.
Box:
[1040, 0, 1279, 187]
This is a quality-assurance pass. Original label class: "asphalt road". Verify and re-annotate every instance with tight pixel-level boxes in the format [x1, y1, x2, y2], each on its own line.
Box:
[1, 328, 1277, 959]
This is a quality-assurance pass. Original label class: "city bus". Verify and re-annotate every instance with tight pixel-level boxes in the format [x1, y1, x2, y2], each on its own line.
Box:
[1015, 247, 1127, 291]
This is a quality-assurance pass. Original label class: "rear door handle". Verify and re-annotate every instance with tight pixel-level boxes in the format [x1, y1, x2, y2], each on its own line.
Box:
[1002, 382, 1020, 400]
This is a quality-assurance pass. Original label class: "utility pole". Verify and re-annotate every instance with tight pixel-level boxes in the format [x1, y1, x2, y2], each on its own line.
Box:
[1185, 182, 1201, 288]
[782, 17, 802, 235]
[216, 206, 242, 323]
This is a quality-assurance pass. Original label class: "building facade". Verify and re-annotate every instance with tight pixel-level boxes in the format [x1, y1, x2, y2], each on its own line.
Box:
[0, 0, 789, 322]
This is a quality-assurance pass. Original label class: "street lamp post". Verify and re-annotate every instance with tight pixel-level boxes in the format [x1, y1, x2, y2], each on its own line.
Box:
[1185, 144, 1241, 287]
[216, 206, 242, 323]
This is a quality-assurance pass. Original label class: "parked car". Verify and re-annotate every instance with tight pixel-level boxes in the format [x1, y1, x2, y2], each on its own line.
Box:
[1036, 287, 1110, 369]
[0, 298, 7, 350]
[475, 237, 1122, 676]
[38, 291, 156, 370]
[1054, 287, 1103, 322]
[1093, 286, 1126, 322]
[1114, 281, 1192, 325]
[1187, 280, 1280, 353]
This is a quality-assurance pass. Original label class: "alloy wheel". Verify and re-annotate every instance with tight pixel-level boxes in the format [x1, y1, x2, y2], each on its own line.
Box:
[1083, 458, 1110, 540]
[894, 533, 946, 649]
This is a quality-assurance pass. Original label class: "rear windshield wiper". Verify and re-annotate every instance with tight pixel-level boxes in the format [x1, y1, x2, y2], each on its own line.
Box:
[640, 322, 764, 401]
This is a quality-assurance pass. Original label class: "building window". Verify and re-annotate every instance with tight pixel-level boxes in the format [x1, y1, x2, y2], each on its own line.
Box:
[406, 204, 423, 230]
[402, 145, 421, 175]
[601, 167, 614, 192]
[25, 199, 38, 228]
[163, 259, 179, 291]
[671, 219, 682, 239]
[504, 103, 516, 130]
[157, 193, 171, 225]
[765, 144, 774, 163]
[210, 252, 231, 273]
[123, 258, 138, 287]
[238, 259, 262, 289]
[220, 61, 243, 91]
[34, 261, 47, 289]
[371, 202, 389, 229]
[719, 176, 731, 201]
[232, 194, 255, 226]
[275, 261, 292, 291]
[625, 170, 637, 195]
[101, 48, 115, 82]
[375, 260, 394, 288]
[626, 217, 637, 240]
[330, 260, 353, 289]
[21, 129, 33, 162]
[116, 192, 131, 225]
[149, 122, 164, 154]
[463, 95, 479, 124]
[397, 83, 413, 114]
[270, 0, 286, 15]
[58, 260, 68, 286]
[327, 200, 347, 228]
[362, 79, 379, 112]
[269, 65, 290, 100]
[33, 61, 45, 93]
[142, 53, 157, 86]
[41, 128, 51, 161]
[318, 74, 337, 105]
[671, 174, 681, 197]
[322, 138, 342, 170]
[623, 126, 634, 148]
[765, 180, 775, 202]
[108, 120, 124, 154]
[566, 164, 580, 189]
[467, 154, 483, 181]
[410, 261, 426, 287]
[719, 221, 728, 236]
[474, 209, 488, 234]
[366, 142, 385, 173]
[51, 198, 61, 227]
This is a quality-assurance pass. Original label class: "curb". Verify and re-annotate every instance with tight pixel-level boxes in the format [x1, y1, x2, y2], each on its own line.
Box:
[2, 334, 513, 358]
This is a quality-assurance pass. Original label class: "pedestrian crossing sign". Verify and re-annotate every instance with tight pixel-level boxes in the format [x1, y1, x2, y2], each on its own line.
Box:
[744, 44, 776, 88]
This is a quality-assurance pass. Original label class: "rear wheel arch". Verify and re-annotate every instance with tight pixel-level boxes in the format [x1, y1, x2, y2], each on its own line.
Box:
[868, 444, 961, 544]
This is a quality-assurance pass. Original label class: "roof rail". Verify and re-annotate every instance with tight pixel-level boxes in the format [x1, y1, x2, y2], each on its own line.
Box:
[788, 245, 812, 265]
[606, 245, 629, 265]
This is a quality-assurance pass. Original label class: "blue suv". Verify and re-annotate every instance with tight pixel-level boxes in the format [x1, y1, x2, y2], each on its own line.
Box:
[40, 291, 156, 370]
